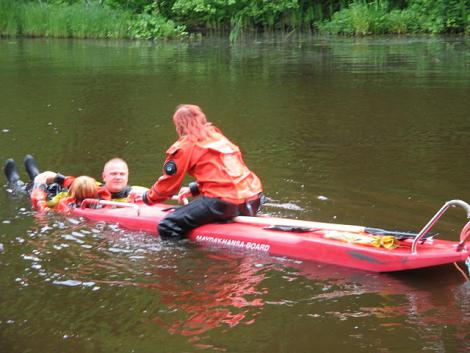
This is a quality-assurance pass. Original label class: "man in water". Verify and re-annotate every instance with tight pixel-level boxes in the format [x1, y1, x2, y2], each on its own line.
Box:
[97, 157, 134, 200]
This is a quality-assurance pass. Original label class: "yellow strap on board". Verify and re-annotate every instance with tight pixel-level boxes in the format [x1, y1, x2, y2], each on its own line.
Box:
[324, 231, 398, 249]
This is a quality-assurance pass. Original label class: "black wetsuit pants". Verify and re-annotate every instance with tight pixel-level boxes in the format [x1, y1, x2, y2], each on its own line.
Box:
[158, 195, 263, 240]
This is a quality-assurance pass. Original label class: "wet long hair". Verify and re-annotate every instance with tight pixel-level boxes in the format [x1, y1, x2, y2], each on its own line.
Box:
[172, 104, 217, 141]
[69, 176, 99, 203]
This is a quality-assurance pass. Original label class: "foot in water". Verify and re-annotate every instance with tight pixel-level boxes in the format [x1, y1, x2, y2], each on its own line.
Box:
[4, 159, 21, 184]
[4, 159, 26, 193]
[24, 154, 40, 181]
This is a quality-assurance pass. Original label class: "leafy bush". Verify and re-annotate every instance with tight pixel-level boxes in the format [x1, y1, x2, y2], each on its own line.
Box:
[318, 1, 391, 35]
[318, 0, 470, 35]
[406, 0, 469, 33]
[128, 4, 188, 39]
[1, 0, 468, 38]
[171, 0, 300, 32]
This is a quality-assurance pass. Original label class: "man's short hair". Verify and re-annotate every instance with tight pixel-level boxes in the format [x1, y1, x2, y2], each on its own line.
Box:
[103, 158, 128, 172]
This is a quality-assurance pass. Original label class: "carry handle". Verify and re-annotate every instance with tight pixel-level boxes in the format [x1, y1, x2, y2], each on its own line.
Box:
[80, 199, 141, 216]
[412, 200, 470, 254]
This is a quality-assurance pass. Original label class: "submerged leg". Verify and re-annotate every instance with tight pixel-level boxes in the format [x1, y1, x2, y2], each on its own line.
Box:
[24, 154, 40, 181]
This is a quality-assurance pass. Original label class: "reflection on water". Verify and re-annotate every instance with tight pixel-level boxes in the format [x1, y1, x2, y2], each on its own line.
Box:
[5, 212, 267, 341]
[1, 35, 470, 353]
[149, 254, 267, 337]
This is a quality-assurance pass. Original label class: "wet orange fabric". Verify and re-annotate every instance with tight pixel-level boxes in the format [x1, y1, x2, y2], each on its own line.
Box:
[30, 183, 112, 213]
[62, 176, 75, 188]
[30, 188, 48, 211]
[55, 196, 76, 213]
[146, 130, 262, 204]
[54, 189, 113, 213]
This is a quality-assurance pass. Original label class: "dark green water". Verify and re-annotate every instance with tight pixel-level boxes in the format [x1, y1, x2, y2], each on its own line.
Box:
[1, 36, 469, 353]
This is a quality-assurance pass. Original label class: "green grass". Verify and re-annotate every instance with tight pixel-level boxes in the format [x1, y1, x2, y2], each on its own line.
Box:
[0, 0, 21, 37]
[0, 0, 132, 39]
[64, 3, 132, 39]
[0, 0, 184, 40]
[22, 2, 49, 37]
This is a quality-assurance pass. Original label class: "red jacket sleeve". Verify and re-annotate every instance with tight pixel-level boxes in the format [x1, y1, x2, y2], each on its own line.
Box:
[53, 173, 75, 188]
[30, 188, 48, 211]
[63, 176, 75, 188]
[146, 139, 194, 204]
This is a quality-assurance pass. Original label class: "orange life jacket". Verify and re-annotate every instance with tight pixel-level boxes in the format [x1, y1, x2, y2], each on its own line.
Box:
[146, 131, 262, 204]
[30, 183, 113, 213]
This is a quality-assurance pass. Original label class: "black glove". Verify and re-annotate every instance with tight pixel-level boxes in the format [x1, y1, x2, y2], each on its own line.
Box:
[189, 182, 200, 196]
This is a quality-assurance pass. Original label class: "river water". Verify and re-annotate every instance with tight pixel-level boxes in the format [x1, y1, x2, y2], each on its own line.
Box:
[0, 36, 469, 353]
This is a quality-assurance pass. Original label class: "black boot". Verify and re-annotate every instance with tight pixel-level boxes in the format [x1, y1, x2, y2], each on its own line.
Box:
[24, 154, 40, 181]
[4, 159, 21, 184]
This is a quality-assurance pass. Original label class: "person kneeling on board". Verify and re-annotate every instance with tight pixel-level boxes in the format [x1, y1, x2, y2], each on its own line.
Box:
[131, 104, 264, 240]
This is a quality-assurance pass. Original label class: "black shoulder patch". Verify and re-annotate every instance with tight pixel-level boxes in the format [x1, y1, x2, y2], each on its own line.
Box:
[163, 161, 177, 175]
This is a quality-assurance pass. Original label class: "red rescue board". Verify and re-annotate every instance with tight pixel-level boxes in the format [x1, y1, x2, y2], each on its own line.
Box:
[69, 199, 470, 273]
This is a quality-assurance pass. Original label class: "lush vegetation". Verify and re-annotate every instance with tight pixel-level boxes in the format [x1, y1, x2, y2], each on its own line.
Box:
[0, 0, 186, 39]
[1, 0, 469, 40]
[319, 0, 470, 35]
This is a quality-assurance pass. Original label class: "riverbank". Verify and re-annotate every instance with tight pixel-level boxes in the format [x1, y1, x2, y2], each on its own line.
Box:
[1, 0, 468, 40]
[0, 0, 186, 40]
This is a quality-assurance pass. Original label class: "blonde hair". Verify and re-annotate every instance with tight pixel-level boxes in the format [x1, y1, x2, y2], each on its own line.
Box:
[69, 176, 99, 202]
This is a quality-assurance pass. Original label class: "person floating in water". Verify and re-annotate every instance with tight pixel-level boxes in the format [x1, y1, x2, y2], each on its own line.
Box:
[32, 175, 101, 212]
[4, 155, 146, 212]
[5, 155, 146, 199]
[4, 155, 100, 212]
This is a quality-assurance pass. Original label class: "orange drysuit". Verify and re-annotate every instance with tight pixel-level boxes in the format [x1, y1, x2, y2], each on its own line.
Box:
[145, 130, 262, 204]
